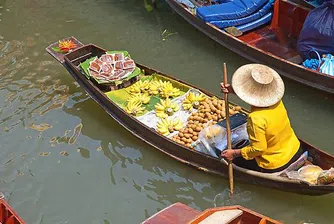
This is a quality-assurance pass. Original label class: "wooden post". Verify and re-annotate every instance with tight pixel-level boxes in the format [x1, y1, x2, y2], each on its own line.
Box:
[223, 63, 234, 195]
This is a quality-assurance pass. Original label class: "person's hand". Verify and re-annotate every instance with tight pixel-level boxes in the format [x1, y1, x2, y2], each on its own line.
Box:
[220, 82, 234, 94]
[221, 149, 236, 161]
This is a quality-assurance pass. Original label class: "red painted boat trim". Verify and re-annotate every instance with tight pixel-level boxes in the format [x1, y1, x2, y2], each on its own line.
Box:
[0, 199, 25, 224]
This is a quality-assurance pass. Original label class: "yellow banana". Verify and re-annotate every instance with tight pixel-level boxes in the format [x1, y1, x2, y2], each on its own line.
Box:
[128, 80, 150, 94]
[125, 101, 145, 116]
[127, 93, 151, 105]
[160, 82, 180, 98]
[182, 92, 206, 110]
[157, 118, 184, 136]
[149, 79, 168, 95]
[155, 98, 179, 118]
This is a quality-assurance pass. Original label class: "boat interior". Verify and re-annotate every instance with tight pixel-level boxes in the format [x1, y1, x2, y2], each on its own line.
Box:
[142, 202, 280, 224]
[190, 206, 279, 224]
[238, 0, 309, 64]
[183, 0, 310, 64]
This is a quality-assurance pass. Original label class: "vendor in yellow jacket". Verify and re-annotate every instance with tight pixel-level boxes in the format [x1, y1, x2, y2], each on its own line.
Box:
[220, 64, 302, 173]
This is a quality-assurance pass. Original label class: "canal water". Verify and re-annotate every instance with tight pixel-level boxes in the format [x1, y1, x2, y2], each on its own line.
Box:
[1, 0, 333, 223]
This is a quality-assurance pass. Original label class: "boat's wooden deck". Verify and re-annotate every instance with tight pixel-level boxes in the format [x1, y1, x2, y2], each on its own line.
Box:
[239, 26, 302, 64]
[142, 202, 201, 224]
[238, 0, 309, 64]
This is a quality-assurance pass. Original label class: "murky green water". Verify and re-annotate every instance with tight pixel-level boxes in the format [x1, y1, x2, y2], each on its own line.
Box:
[1, 0, 334, 223]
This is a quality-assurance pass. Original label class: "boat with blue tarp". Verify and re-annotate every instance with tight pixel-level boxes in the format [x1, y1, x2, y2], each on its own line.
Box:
[165, 0, 334, 94]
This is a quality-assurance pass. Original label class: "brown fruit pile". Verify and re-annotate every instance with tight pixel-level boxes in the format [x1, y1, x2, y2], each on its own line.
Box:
[171, 97, 242, 148]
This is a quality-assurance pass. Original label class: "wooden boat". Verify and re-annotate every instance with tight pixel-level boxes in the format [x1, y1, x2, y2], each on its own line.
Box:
[0, 198, 25, 224]
[46, 38, 334, 195]
[141, 202, 282, 224]
[164, 0, 334, 94]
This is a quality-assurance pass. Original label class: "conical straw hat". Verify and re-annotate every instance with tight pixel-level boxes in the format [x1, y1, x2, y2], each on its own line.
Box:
[231, 64, 285, 107]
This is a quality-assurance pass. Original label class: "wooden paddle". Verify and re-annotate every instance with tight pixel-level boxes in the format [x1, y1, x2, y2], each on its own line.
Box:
[223, 63, 234, 195]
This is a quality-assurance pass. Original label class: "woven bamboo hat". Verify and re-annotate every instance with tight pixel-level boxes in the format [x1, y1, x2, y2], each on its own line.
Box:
[231, 64, 285, 107]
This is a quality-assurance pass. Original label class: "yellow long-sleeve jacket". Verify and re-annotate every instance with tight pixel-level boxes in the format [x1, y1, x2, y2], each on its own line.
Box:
[240, 101, 300, 169]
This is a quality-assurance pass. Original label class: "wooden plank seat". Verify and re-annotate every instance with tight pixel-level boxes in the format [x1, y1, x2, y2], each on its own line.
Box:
[198, 209, 243, 224]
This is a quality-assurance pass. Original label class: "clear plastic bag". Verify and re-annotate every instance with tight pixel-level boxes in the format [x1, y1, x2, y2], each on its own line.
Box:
[320, 54, 334, 76]
[196, 123, 225, 158]
[286, 165, 323, 185]
[194, 122, 249, 157]
[317, 167, 334, 185]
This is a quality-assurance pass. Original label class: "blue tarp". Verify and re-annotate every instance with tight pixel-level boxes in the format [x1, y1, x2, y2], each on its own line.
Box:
[236, 12, 272, 32]
[196, 0, 268, 21]
[209, 0, 273, 28]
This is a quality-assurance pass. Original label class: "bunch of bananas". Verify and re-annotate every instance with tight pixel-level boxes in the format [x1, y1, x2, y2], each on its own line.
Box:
[149, 80, 167, 95]
[157, 118, 184, 136]
[160, 82, 180, 98]
[128, 80, 150, 94]
[182, 92, 206, 110]
[127, 93, 151, 105]
[155, 98, 179, 118]
[125, 101, 145, 116]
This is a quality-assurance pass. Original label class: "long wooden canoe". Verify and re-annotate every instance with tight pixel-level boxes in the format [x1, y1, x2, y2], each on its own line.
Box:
[141, 202, 282, 224]
[0, 198, 25, 224]
[46, 39, 334, 195]
[165, 0, 334, 94]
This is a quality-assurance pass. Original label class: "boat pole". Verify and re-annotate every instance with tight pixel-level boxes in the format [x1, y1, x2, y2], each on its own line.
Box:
[223, 63, 234, 195]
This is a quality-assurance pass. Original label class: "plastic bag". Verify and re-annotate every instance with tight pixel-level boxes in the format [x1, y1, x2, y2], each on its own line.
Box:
[194, 122, 249, 158]
[217, 122, 249, 151]
[196, 123, 226, 158]
[297, 1, 334, 59]
[286, 165, 323, 185]
[317, 168, 334, 185]
[320, 54, 334, 76]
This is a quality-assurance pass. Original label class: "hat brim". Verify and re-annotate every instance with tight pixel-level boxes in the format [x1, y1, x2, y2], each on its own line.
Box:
[231, 64, 285, 107]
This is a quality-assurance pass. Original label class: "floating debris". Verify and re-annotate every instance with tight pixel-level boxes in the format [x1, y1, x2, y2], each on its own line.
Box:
[20, 153, 26, 158]
[68, 123, 83, 145]
[39, 152, 50, 156]
[3, 127, 9, 132]
[5, 158, 13, 165]
[161, 29, 178, 41]
[29, 169, 35, 177]
[50, 137, 57, 143]
[60, 151, 69, 156]
[29, 123, 52, 132]
[97, 146, 102, 152]
[26, 136, 32, 139]
[17, 170, 24, 176]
